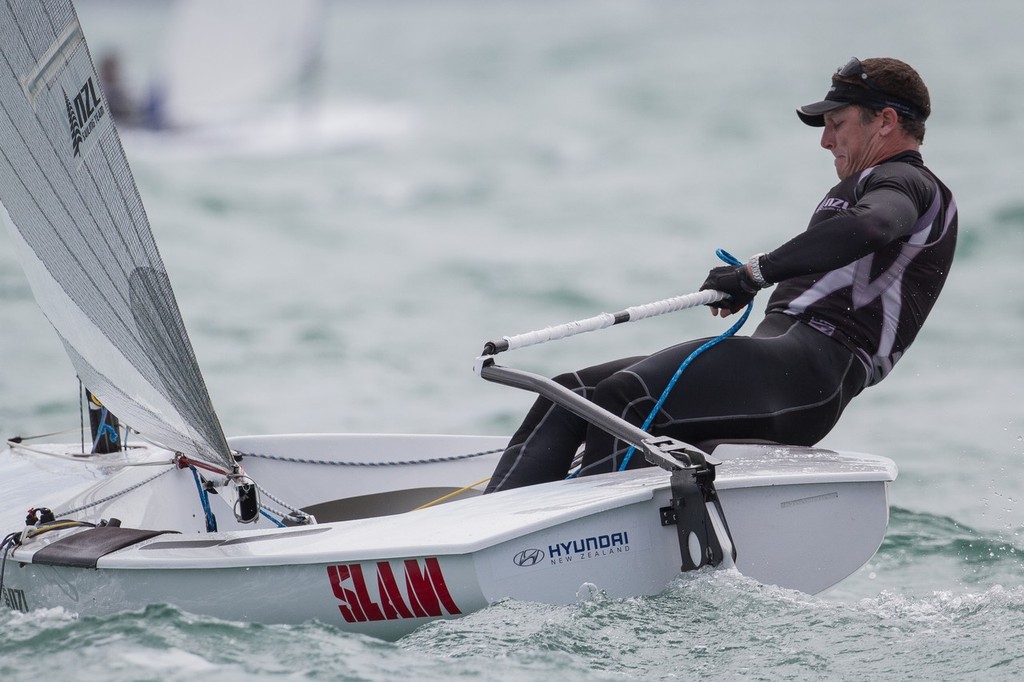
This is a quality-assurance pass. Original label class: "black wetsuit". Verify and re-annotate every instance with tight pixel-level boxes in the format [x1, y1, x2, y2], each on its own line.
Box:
[486, 151, 957, 492]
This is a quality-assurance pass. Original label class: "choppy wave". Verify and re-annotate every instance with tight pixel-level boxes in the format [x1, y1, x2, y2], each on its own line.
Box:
[4, 569, 1021, 681]
[2, 506, 1021, 681]
[884, 507, 1022, 564]
[404, 568, 1024, 679]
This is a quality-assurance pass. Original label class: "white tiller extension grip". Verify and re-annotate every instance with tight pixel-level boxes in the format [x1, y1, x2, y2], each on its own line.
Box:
[481, 289, 725, 356]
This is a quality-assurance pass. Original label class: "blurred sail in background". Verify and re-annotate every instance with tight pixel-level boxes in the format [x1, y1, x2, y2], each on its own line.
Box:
[121, 0, 412, 158]
[160, 0, 325, 128]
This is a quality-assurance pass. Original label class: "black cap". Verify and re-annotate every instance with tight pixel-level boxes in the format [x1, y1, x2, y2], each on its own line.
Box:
[797, 80, 925, 127]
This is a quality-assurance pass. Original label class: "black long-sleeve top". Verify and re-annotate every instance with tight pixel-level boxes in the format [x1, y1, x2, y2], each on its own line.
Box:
[760, 151, 958, 386]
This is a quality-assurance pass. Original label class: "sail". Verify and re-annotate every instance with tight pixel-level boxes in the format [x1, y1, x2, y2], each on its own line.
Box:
[0, 0, 234, 470]
[160, 0, 326, 128]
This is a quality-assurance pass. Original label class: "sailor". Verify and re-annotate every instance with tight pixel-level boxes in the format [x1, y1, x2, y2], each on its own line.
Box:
[97, 51, 166, 131]
[98, 53, 135, 126]
[486, 57, 957, 492]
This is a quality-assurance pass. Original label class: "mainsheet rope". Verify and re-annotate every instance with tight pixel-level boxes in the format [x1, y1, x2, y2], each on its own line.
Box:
[613, 249, 753, 472]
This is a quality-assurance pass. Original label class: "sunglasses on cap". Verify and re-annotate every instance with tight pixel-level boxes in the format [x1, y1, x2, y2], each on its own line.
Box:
[831, 56, 897, 94]
[834, 57, 923, 121]
[836, 57, 885, 92]
[797, 56, 926, 126]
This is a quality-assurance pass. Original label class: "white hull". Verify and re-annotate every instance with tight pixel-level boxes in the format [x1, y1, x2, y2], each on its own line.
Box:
[1, 435, 894, 639]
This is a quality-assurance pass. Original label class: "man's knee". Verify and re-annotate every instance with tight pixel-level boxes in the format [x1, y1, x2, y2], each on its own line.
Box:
[551, 370, 585, 392]
[592, 371, 646, 412]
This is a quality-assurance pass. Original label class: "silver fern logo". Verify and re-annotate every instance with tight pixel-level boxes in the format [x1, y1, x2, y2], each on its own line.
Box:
[64, 76, 104, 157]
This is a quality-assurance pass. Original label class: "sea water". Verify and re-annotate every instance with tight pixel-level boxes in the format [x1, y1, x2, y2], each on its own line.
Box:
[1, 0, 1023, 679]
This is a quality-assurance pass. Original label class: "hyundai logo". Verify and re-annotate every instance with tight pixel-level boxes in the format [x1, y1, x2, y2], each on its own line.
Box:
[513, 548, 545, 567]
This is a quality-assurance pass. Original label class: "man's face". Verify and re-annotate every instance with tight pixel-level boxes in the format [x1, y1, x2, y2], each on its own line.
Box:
[820, 105, 885, 179]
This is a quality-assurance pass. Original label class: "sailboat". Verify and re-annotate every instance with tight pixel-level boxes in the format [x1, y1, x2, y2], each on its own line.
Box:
[0, 1, 896, 639]
[120, 0, 412, 158]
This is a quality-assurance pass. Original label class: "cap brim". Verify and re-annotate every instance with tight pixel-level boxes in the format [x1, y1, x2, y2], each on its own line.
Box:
[796, 99, 850, 127]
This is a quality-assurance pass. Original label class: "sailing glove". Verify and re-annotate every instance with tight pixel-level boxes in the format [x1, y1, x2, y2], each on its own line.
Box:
[700, 265, 760, 313]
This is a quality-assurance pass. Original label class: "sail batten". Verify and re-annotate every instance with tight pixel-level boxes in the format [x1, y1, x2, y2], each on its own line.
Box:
[0, 1, 233, 469]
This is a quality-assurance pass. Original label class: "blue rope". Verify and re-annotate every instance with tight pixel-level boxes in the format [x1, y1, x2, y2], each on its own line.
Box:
[91, 407, 119, 452]
[615, 249, 752, 471]
[188, 465, 218, 532]
[259, 509, 287, 528]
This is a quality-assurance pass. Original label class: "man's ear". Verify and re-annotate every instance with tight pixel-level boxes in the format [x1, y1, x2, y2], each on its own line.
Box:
[878, 107, 901, 134]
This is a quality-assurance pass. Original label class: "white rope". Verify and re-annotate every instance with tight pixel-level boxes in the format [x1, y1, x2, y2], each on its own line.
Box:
[251, 480, 309, 519]
[499, 289, 724, 352]
[5, 438, 173, 466]
[55, 465, 177, 517]
[239, 447, 503, 467]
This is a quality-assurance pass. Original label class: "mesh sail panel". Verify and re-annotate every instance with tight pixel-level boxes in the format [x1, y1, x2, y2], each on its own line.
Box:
[0, 1, 233, 469]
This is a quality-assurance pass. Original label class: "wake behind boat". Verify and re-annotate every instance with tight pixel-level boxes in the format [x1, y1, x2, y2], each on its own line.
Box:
[0, 0, 896, 639]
